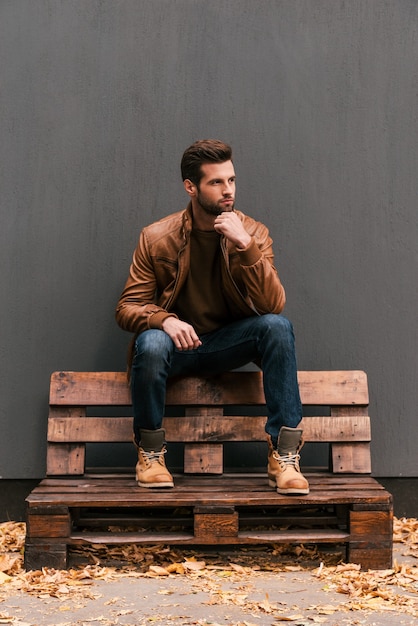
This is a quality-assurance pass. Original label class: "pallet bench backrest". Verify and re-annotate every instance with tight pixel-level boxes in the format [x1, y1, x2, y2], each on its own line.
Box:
[46, 370, 371, 477]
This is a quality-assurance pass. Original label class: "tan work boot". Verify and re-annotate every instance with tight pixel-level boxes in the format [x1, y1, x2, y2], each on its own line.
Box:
[134, 428, 174, 488]
[267, 427, 309, 495]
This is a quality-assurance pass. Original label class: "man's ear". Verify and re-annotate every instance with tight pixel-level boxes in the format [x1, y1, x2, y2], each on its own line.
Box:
[183, 179, 197, 198]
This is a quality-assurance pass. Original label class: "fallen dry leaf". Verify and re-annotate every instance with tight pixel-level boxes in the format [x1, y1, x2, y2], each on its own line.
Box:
[0, 515, 416, 624]
[230, 562, 247, 573]
[182, 559, 206, 571]
[147, 564, 170, 576]
[0, 572, 12, 585]
[273, 615, 305, 621]
[259, 592, 273, 612]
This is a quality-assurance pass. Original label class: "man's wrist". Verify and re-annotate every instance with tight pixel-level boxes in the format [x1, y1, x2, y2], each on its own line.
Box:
[236, 234, 252, 250]
[150, 311, 178, 329]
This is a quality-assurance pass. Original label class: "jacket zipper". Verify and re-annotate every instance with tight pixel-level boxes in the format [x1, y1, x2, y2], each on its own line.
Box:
[165, 238, 188, 311]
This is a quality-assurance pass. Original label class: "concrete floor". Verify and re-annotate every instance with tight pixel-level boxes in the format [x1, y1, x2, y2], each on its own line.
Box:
[0, 542, 417, 626]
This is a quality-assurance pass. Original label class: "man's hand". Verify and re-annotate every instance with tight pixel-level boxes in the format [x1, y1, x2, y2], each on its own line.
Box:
[162, 317, 202, 350]
[213, 211, 251, 248]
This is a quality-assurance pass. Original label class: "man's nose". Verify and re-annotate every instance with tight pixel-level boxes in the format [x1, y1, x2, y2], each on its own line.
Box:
[223, 182, 234, 195]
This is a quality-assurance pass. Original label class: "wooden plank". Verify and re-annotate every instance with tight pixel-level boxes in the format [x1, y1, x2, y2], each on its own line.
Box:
[25, 489, 386, 503]
[25, 487, 391, 508]
[331, 442, 372, 473]
[49, 370, 369, 407]
[70, 532, 195, 545]
[48, 417, 131, 442]
[349, 509, 393, 539]
[26, 512, 71, 538]
[240, 529, 349, 542]
[301, 415, 370, 442]
[167, 373, 264, 405]
[28, 473, 387, 490]
[28, 473, 389, 492]
[184, 443, 223, 473]
[24, 542, 68, 570]
[298, 370, 368, 405]
[194, 509, 239, 538]
[28, 484, 386, 499]
[348, 508, 393, 569]
[46, 443, 85, 475]
[168, 370, 369, 406]
[346, 545, 393, 570]
[25, 490, 385, 505]
[183, 406, 224, 472]
[69, 527, 348, 545]
[27, 485, 389, 502]
[50, 371, 131, 405]
[47, 415, 371, 444]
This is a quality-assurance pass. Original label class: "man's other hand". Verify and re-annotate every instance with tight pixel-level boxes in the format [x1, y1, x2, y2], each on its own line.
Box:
[162, 317, 202, 350]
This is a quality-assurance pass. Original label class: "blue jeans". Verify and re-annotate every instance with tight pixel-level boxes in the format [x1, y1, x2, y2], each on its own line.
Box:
[131, 314, 302, 447]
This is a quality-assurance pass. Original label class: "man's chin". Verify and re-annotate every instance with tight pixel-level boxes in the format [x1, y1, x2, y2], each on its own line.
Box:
[201, 206, 224, 216]
[199, 200, 235, 216]
[219, 202, 235, 212]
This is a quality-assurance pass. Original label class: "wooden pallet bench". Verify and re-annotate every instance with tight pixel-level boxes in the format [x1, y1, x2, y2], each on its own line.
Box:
[24, 370, 393, 570]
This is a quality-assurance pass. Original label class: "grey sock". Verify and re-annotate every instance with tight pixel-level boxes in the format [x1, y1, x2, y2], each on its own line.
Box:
[139, 428, 166, 452]
[277, 427, 302, 455]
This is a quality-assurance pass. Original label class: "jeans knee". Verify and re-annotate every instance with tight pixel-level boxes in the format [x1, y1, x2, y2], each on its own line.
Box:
[133, 330, 173, 371]
[262, 313, 293, 334]
[259, 314, 295, 348]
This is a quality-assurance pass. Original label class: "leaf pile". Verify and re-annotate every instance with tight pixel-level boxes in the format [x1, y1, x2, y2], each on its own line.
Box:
[312, 518, 418, 618]
[313, 560, 418, 617]
[0, 517, 417, 620]
[394, 516, 418, 558]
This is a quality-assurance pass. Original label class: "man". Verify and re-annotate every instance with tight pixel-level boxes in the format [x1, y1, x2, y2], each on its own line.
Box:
[115, 139, 309, 495]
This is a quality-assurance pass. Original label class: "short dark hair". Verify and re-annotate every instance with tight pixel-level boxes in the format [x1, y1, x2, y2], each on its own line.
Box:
[181, 139, 232, 185]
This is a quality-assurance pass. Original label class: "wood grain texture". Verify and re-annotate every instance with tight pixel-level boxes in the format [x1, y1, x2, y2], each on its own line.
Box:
[49, 370, 368, 406]
[47, 414, 371, 443]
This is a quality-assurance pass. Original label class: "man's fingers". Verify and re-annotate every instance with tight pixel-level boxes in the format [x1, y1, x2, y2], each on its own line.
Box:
[213, 212, 251, 248]
[178, 331, 202, 350]
[176, 337, 201, 350]
[162, 318, 201, 350]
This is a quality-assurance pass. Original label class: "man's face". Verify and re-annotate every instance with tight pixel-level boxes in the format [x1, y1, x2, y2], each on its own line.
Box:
[195, 161, 236, 216]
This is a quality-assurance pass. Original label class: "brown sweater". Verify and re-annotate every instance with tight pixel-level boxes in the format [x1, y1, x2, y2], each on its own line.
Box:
[172, 229, 234, 335]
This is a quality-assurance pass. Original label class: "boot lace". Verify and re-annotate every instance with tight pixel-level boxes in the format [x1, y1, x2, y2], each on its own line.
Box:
[141, 448, 167, 466]
[273, 450, 301, 472]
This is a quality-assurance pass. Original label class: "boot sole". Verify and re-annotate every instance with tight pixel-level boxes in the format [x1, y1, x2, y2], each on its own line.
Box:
[276, 487, 310, 495]
[136, 481, 174, 488]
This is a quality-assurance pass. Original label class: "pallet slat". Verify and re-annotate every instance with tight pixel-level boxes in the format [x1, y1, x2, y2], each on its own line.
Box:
[69, 528, 350, 546]
[46, 443, 85, 475]
[47, 415, 371, 443]
[26, 474, 392, 508]
[49, 370, 369, 406]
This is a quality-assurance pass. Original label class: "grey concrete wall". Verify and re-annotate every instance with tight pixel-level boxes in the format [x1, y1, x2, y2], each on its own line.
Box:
[1, 0, 417, 479]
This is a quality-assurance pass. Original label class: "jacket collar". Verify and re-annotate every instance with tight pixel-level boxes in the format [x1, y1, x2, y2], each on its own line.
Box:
[181, 202, 193, 239]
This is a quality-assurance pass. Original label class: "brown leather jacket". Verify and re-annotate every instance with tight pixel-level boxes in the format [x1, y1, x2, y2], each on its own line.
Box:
[115, 204, 286, 338]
